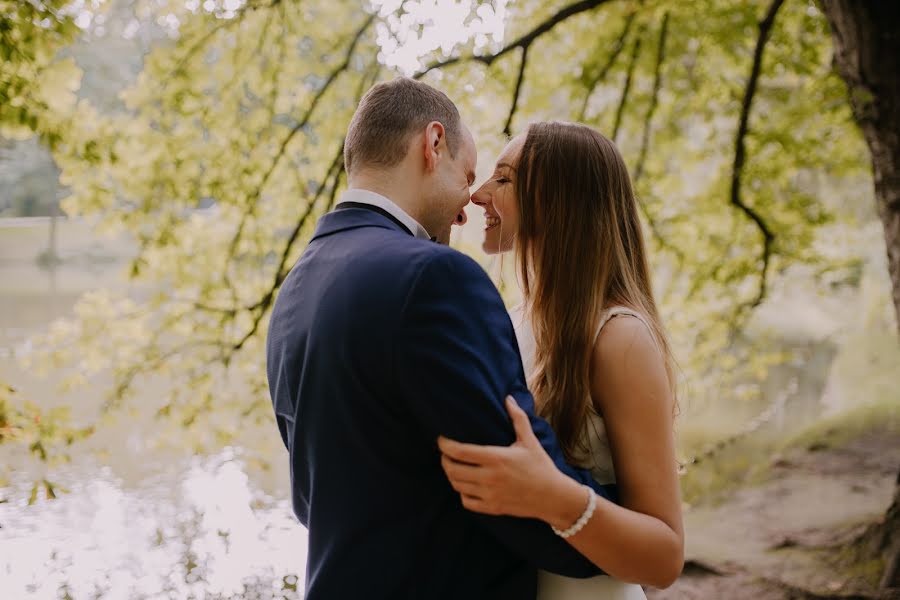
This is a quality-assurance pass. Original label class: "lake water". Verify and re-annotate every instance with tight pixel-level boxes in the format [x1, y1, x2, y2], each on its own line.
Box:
[0, 219, 308, 599]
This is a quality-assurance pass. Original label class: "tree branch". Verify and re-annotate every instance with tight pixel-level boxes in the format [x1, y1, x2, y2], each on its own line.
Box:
[170, 0, 276, 79]
[611, 24, 643, 142]
[105, 338, 224, 412]
[631, 13, 682, 260]
[265, 1, 287, 119]
[578, 8, 637, 121]
[730, 0, 784, 310]
[269, 147, 345, 297]
[503, 44, 530, 137]
[221, 14, 374, 295]
[230, 145, 346, 353]
[279, 14, 376, 152]
[229, 64, 382, 354]
[634, 11, 667, 183]
[326, 163, 346, 212]
[415, 0, 616, 79]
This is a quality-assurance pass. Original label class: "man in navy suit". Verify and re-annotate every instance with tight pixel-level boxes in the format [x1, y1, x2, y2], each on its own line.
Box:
[266, 78, 616, 599]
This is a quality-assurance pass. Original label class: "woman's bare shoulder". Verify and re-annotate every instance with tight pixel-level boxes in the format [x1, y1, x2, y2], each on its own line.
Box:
[591, 313, 669, 410]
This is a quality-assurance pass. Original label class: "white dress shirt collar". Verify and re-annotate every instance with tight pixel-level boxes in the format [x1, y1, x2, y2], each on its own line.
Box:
[339, 188, 431, 240]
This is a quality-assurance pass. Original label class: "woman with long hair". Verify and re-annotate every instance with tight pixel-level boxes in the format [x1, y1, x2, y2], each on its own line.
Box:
[439, 121, 683, 597]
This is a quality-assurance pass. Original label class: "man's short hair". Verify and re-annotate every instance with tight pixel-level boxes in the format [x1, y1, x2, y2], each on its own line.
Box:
[344, 78, 462, 175]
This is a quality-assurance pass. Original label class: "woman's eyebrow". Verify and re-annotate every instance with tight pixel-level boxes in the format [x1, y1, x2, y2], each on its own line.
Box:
[496, 162, 517, 172]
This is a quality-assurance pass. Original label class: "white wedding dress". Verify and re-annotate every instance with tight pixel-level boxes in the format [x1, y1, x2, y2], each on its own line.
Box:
[509, 304, 648, 600]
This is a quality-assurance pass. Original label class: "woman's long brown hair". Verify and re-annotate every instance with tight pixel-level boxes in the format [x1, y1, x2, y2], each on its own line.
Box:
[516, 121, 676, 465]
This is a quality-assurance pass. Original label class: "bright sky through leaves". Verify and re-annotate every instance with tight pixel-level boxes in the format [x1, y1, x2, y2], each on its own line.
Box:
[372, 0, 510, 73]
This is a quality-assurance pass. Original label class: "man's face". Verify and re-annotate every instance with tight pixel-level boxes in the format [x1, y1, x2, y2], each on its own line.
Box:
[427, 126, 477, 244]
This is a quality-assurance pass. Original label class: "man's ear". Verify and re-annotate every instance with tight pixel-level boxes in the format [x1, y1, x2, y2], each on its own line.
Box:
[423, 121, 446, 173]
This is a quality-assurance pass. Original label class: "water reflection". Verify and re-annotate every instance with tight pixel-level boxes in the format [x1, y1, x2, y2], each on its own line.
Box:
[1, 451, 307, 599]
[0, 219, 308, 599]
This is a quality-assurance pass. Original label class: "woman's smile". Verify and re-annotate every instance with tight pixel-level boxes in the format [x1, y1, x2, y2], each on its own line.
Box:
[469, 135, 525, 254]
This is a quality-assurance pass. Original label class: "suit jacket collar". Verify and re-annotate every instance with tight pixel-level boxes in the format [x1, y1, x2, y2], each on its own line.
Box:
[338, 188, 431, 240]
[335, 201, 414, 235]
[311, 206, 411, 241]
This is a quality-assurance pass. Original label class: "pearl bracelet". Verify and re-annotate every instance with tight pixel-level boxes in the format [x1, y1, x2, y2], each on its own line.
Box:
[551, 484, 596, 539]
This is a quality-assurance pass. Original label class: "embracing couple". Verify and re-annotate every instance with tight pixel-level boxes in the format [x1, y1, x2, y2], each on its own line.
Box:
[266, 77, 683, 599]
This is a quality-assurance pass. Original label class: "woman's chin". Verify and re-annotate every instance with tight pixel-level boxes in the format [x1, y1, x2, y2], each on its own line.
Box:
[482, 239, 515, 255]
[481, 237, 500, 255]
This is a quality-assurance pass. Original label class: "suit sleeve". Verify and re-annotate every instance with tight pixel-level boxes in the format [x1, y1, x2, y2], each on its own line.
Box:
[394, 251, 618, 578]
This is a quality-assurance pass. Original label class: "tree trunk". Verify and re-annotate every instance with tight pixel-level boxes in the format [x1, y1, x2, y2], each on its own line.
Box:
[820, 0, 900, 589]
[882, 476, 900, 589]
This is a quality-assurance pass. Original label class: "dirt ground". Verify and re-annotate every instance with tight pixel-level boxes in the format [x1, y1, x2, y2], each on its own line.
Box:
[646, 426, 900, 600]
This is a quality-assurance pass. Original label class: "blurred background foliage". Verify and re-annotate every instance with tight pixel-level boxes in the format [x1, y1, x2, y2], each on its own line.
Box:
[1, 0, 898, 597]
[7, 0, 884, 459]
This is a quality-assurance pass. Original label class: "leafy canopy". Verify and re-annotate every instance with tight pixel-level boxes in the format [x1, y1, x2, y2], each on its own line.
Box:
[10, 0, 872, 464]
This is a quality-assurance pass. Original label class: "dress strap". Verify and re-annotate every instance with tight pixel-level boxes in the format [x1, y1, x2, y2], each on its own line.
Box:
[593, 306, 644, 341]
[592, 306, 662, 359]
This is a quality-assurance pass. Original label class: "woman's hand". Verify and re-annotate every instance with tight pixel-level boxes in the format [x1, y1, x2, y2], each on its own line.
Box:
[438, 396, 570, 521]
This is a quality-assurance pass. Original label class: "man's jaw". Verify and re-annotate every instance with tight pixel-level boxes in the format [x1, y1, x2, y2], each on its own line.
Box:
[433, 225, 452, 245]
[427, 205, 468, 245]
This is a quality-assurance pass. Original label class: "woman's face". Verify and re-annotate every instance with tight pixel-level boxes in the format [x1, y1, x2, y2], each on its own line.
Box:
[470, 135, 524, 255]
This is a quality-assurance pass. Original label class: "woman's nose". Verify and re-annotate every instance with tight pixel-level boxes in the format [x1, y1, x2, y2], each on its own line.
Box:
[470, 186, 488, 206]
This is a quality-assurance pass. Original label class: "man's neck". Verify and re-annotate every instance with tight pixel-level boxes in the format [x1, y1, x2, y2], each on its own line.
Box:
[347, 173, 425, 226]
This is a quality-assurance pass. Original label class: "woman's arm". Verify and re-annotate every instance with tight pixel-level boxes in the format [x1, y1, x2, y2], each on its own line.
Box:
[438, 316, 683, 588]
[562, 315, 683, 587]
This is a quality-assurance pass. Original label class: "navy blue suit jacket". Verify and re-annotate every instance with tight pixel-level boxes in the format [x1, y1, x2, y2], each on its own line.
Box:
[266, 206, 617, 599]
